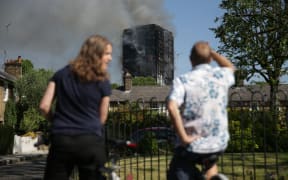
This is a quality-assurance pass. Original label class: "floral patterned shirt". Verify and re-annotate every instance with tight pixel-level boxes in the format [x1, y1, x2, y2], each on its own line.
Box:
[168, 64, 235, 153]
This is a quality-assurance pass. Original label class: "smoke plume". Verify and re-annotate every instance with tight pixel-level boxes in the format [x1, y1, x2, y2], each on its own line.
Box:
[0, 0, 173, 82]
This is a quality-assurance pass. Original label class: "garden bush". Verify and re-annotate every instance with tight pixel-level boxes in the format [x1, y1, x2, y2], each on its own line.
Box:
[19, 107, 45, 133]
[137, 132, 158, 155]
[226, 109, 287, 152]
[4, 100, 17, 128]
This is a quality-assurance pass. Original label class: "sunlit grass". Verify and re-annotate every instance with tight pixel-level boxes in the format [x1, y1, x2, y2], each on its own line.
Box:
[218, 153, 288, 179]
[114, 153, 288, 180]
[70, 153, 288, 180]
[116, 155, 170, 180]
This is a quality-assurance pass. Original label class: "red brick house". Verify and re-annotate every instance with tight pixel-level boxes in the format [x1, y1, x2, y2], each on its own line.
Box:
[0, 56, 22, 124]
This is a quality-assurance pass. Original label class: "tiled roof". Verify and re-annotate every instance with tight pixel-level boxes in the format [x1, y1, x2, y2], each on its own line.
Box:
[111, 84, 288, 103]
[0, 70, 16, 82]
[111, 86, 170, 102]
[229, 84, 288, 102]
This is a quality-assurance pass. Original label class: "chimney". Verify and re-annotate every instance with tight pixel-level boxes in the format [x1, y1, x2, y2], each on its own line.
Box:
[123, 71, 132, 92]
[4, 56, 23, 79]
[17, 56, 22, 63]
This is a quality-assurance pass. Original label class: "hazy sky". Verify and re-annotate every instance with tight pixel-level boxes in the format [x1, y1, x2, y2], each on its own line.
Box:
[0, 0, 224, 83]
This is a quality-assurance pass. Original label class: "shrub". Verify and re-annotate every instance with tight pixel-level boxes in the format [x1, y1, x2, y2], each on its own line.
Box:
[278, 130, 288, 152]
[137, 132, 158, 155]
[4, 100, 17, 128]
[19, 107, 45, 133]
[132, 76, 157, 86]
[226, 109, 287, 152]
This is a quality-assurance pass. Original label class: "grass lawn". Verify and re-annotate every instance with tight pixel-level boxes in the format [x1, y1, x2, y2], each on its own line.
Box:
[218, 153, 288, 179]
[113, 153, 288, 180]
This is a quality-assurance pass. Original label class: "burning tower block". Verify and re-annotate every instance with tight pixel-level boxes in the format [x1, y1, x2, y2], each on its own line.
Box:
[122, 24, 174, 85]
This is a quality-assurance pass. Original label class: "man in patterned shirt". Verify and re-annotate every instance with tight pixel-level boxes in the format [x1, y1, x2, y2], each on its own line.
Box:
[167, 41, 235, 179]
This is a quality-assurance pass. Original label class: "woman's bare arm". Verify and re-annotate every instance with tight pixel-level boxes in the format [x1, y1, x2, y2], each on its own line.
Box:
[99, 96, 110, 125]
[39, 82, 55, 121]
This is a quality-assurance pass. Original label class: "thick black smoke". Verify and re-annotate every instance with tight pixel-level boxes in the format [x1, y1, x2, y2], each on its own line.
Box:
[0, 0, 173, 82]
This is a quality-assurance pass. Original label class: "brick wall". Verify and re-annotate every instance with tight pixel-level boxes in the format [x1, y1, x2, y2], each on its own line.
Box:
[4, 56, 22, 79]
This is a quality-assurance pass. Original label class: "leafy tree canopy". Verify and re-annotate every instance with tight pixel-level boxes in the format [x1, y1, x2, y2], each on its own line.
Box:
[211, 0, 288, 108]
[132, 76, 157, 86]
[15, 69, 53, 109]
[212, 0, 288, 84]
[21, 59, 34, 75]
[111, 83, 120, 89]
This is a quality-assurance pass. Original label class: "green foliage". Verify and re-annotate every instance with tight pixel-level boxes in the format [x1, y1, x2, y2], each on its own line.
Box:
[16, 69, 53, 109]
[137, 132, 158, 155]
[141, 112, 170, 127]
[227, 110, 257, 152]
[0, 125, 15, 155]
[226, 109, 287, 152]
[132, 76, 157, 86]
[22, 59, 34, 75]
[4, 100, 17, 128]
[278, 130, 288, 151]
[211, 0, 288, 108]
[111, 83, 120, 89]
[227, 121, 257, 152]
[15, 68, 53, 133]
[19, 107, 46, 132]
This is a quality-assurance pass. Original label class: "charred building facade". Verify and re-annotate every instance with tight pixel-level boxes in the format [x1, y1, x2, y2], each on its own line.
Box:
[122, 24, 174, 85]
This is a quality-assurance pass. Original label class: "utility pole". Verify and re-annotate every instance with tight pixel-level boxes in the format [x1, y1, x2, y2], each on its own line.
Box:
[5, 23, 11, 34]
[2, 23, 11, 68]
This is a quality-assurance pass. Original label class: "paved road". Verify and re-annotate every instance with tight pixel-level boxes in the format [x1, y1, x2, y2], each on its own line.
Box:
[0, 156, 46, 180]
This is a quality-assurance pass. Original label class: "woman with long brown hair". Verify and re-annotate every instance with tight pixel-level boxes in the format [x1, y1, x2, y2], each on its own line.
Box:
[40, 34, 112, 180]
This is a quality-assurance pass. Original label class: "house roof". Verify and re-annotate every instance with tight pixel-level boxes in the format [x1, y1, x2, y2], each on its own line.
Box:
[229, 84, 288, 102]
[111, 84, 288, 103]
[0, 70, 17, 83]
[111, 86, 170, 102]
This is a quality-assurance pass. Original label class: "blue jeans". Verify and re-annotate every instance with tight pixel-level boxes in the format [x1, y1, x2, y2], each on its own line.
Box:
[167, 146, 221, 180]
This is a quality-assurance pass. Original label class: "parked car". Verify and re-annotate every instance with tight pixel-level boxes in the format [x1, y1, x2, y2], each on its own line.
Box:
[129, 127, 176, 152]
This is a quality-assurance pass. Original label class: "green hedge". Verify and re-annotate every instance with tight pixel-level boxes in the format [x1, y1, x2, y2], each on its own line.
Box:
[137, 132, 159, 155]
[226, 110, 287, 152]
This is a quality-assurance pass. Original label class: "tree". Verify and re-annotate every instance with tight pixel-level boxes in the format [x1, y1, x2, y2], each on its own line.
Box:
[211, 0, 288, 111]
[20, 107, 45, 132]
[132, 76, 157, 86]
[21, 59, 34, 75]
[111, 83, 120, 89]
[16, 69, 53, 109]
[15, 69, 53, 132]
[4, 100, 17, 128]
